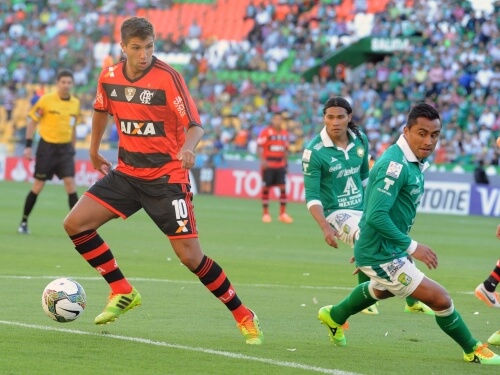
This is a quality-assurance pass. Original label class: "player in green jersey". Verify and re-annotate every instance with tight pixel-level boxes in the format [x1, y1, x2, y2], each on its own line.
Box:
[317, 102, 500, 364]
[303, 96, 432, 315]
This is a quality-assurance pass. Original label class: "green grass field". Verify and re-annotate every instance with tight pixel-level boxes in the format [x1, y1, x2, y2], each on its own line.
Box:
[0, 180, 499, 375]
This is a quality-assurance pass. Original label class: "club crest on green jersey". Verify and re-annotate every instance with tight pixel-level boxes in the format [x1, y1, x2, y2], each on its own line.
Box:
[302, 149, 312, 162]
[398, 272, 413, 286]
[386, 161, 403, 179]
[356, 147, 365, 158]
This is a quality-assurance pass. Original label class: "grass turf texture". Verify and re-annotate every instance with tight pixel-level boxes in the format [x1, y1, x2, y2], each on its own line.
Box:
[0, 180, 499, 375]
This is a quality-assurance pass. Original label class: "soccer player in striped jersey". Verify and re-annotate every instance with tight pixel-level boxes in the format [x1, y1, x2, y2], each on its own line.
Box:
[303, 96, 432, 315]
[63, 17, 262, 345]
[257, 112, 293, 223]
[18, 70, 80, 234]
[317, 102, 500, 364]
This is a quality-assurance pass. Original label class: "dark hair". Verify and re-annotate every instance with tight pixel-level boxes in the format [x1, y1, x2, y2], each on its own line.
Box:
[323, 96, 364, 145]
[406, 102, 441, 129]
[121, 17, 155, 44]
[57, 70, 73, 81]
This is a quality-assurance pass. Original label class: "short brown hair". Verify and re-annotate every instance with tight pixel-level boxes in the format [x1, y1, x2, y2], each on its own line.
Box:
[121, 17, 155, 44]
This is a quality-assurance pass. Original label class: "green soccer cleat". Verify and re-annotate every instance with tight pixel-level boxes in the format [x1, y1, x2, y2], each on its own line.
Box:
[488, 331, 500, 346]
[318, 305, 348, 346]
[94, 287, 142, 325]
[464, 343, 500, 365]
[404, 301, 435, 315]
[361, 303, 379, 315]
[237, 309, 263, 345]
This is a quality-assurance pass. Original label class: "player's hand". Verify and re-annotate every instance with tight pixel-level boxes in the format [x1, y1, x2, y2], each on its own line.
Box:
[90, 153, 112, 175]
[23, 147, 33, 160]
[496, 224, 500, 240]
[349, 256, 360, 275]
[177, 149, 196, 169]
[323, 226, 339, 248]
[411, 243, 438, 270]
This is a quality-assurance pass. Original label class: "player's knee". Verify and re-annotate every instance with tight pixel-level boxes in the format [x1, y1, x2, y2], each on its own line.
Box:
[63, 212, 80, 235]
[421, 289, 452, 311]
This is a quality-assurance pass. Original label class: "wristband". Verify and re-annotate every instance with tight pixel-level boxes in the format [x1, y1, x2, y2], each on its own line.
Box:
[25, 139, 33, 148]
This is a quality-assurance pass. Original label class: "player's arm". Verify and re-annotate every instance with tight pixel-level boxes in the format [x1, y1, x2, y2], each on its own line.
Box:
[360, 133, 370, 187]
[363, 160, 414, 252]
[256, 130, 268, 169]
[89, 110, 111, 174]
[303, 149, 339, 248]
[71, 102, 81, 149]
[178, 125, 204, 169]
[308, 204, 339, 248]
[167, 71, 204, 170]
[24, 97, 43, 160]
[23, 116, 38, 160]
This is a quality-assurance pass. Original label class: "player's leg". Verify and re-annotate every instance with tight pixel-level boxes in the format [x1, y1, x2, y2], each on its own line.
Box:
[147, 182, 262, 344]
[319, 257, 422, 346]
[261, 168, 272, 222]
[318, 280, 390, 346]
[475, 259, 500, 308]
[411, 277, 500, 364]
[18, 178, 45, 234]
[327, 210, 377, 313]
[170, 238, 263, 344]
[328, 208, 433, 316]
[62, 176, 79, 208]
[276, 167, 293, 223]
[56, 144, 79, 209]
[63, 171, 142, 324]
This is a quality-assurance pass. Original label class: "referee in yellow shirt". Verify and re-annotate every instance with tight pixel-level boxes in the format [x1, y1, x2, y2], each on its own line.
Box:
[18, 70, 81, 234]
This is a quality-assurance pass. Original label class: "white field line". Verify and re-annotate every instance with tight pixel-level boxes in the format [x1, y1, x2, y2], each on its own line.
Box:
[0, 275, 474, 294]
[0, 320, 361, 375]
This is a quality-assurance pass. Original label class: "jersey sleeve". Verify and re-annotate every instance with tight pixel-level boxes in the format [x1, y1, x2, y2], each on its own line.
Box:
[74, 98, 81, 125]
[302, 148, 322, 208]
[93, 70, 109, 113]
[28, 95, 45, 121]
[256, 128, 268, 147]
[165, 70, 201, 128]
[364, 158, 411, 249]
[360, 133, 370, 184]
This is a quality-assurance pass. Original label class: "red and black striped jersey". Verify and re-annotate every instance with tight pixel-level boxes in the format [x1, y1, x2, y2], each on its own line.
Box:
[94, 56, 202, 182]
[256, 126, 289, 168]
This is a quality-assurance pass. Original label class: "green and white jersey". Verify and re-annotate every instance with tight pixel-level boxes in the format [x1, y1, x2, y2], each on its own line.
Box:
[302, 127, 369, 217]
[354, 135, 429, 266]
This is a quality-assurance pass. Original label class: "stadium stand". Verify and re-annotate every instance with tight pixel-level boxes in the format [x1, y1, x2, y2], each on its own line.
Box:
[1, 0, 500, 168]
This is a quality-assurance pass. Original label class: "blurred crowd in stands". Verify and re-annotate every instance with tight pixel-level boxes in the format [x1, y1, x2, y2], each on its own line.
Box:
[1, 0, 500, 168]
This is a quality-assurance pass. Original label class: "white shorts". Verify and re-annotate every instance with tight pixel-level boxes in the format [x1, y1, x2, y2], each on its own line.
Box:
[325, 209, 362, 247]
[359, 256, 425, 298]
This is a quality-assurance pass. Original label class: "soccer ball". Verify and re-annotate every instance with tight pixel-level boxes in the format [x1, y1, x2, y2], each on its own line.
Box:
[41, 278, 86, 323]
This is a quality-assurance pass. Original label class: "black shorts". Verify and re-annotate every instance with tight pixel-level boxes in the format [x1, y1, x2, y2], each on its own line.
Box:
[86, 170, 198, 239]
[34, 139, 75, 180]
[262, 167, 287, 187]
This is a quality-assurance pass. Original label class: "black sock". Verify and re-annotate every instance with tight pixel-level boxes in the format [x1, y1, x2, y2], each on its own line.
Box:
[68, 192, 78, 209]
[22, 191, 38, 222]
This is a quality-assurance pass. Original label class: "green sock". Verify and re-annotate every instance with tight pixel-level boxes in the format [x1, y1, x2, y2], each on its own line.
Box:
[405, 296, 419, 307]
[331, 282, 377, 325]
[357, 271, 370, 284]
[435, 309, 478, 353]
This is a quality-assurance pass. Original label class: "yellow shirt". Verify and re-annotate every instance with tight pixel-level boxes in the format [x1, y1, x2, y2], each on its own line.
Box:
[28, 92, 80, 144]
